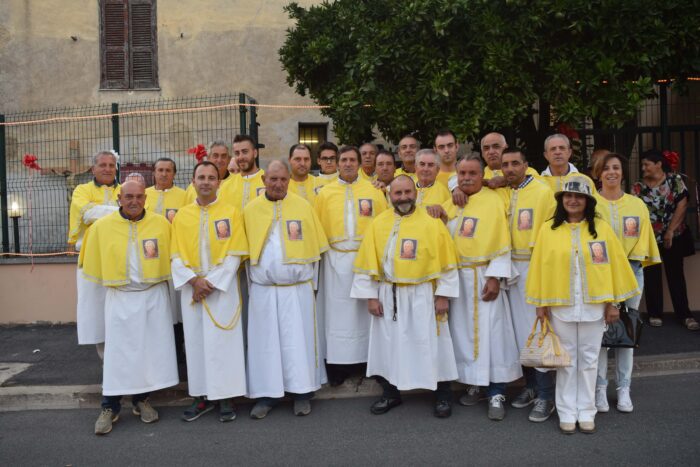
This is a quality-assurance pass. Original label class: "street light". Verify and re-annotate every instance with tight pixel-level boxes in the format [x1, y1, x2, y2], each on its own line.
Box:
[9, 201, 21, 254]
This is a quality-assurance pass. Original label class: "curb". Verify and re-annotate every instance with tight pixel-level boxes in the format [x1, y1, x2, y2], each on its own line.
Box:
[2, 352, 699, 412]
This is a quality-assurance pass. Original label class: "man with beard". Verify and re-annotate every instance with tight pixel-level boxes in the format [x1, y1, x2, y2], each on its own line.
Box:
[220, 135, 265, 210]
[499, 148, 557, 422]
[351, 175, 459, 417]
[288, 144, 321, 203]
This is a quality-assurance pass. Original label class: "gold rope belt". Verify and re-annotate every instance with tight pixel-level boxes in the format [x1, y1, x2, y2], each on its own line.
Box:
[190, 278, 243, 331]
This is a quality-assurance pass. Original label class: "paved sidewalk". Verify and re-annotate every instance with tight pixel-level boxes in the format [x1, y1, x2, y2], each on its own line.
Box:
[1, 313, 699, 411]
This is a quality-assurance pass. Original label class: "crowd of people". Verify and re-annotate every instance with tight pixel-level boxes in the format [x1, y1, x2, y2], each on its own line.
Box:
[68, 130, 696, 436]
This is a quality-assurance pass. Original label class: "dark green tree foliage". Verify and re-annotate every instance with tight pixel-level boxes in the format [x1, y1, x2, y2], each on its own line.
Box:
[279, 0, 700, 146]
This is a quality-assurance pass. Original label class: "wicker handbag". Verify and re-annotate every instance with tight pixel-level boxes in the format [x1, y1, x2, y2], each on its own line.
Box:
[519, 317, 571, 368]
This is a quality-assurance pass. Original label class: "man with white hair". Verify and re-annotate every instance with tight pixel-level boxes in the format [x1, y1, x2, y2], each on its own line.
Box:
[414, 149, 451, 213]
[69, 150, 121, 353]
[480, 132, 539, 189]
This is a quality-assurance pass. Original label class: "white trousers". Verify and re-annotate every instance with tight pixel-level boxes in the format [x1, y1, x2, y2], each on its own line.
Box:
[550, 313, 605, 423]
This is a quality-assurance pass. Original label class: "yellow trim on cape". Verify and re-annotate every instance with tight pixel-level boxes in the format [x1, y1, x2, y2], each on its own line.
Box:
[79, 210, 171, 286]
[244, 192, 329, 266]
[526, 219, 641, 306]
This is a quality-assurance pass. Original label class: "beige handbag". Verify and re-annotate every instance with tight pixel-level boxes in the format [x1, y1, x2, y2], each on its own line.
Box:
[519, 317, 571, 368]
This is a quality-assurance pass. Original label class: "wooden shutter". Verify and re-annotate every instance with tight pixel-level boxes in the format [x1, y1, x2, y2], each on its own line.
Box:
[129, 0, 158, 89]
[100, 0, 129, 89]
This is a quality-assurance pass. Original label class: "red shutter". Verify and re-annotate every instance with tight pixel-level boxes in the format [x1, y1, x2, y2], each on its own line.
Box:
[100, 0, 129, 89]
[129, 0, 158, 89]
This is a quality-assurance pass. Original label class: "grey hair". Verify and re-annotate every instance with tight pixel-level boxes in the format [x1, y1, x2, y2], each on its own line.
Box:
[544, 133, 571, 151]
[265, 159, 291, 175]
[457, 153, 485, 171]
[416, 148, 441, 165]
[92, 150, 117, 165]
[480, 132, 507, 148]
[209, 140, 230, 153]
[124, 172, 146, 186]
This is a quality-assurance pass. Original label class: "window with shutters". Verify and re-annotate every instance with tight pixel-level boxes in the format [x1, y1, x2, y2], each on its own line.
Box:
[100, 0, 158, 90]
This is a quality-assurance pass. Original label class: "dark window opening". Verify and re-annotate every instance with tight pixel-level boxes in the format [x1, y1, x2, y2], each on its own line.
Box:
[298, 123, 328, 169]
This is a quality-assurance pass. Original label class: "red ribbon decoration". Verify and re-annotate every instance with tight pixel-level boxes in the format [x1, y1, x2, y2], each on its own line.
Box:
[662, 150, 680, 172]
[555, 122, 580, 141]
[187, 144, 208, 162]
[23, 154, 41, 171]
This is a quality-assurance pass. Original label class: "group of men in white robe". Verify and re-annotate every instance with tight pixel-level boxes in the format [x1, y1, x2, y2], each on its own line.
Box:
[74, 130, 587, 434]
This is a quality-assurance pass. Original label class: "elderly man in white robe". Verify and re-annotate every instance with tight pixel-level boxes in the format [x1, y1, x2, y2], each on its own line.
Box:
[80, 180, 178, 435]
[171, 161, 249, 423]
[351, 175, 459, 418]
[69, 150, 121, 357]
[244, 160, 329, 419]
[444, 156, 521, 421]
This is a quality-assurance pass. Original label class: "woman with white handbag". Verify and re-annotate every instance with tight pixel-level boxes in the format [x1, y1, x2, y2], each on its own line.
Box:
[593, 153, 661, 414]
[526, 176, 640, 434]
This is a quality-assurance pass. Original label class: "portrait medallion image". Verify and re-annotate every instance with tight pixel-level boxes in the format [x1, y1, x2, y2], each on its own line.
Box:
[165, 208, 178, 223]
[589, 241, 609, 264]
[142, 239, 159, 259]
[399, 238, 417, 260]
[623, 216, 640, 237]
[358, 198, 373, 217]
[286, 220, 303, 241]
[459, 217, 478, 238]
[517, 208, 533, 231]
[214, 219, 231, 240]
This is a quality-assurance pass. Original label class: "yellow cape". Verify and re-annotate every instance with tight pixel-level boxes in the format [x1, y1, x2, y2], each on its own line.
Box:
[171, 198, 248, 274]
[436, 170, 456, 189]
[68, 181, 120, 244]
[314, 177, 388, 246]
[443, 188, 511, 266]
[394, 168, 418, 181]
[502, 178, 556, 260]
[353, 207, 457, 284]
[244, 192, 329, 265]
[594, 193, 661, 267]
[145, 185, 187, 222]
[215, 171, 264, 210]
[526, 219, 640, 306]
[289, 175, 321, 204]
[416, 182, 450, 207]
[79, 210, 171, 286]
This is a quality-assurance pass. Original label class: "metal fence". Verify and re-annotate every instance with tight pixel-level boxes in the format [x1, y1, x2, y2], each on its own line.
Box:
[572, 83, 700, 239]
[0, 93, 259, 255]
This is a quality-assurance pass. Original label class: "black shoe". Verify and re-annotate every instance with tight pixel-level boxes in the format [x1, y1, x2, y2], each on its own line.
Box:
[370, 397, 402, 415]
[434, 400, 452, 418]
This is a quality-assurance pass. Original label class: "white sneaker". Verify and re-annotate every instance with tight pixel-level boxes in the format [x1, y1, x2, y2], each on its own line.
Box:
[595, 385, 609, 413]
[616, 387, 633, 413]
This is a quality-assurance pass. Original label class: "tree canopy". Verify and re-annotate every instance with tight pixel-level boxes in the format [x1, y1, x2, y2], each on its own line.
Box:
[279, 0, 700, 149]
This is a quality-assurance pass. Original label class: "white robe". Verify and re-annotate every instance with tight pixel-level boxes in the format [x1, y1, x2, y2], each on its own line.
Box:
[172, 230, 247, 400]
[317, 192, 370, 364]
[246, 222, 326, 398]
[102, 240, 178, 396]
[449, 253, 522, 386]
[507, 260, 538, 352]
[76, 204, 118, 345]
[350, 227, 459, 391]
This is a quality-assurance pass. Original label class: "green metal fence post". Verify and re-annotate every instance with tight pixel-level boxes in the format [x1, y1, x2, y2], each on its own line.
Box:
[239, 93, 248, 136]
[0, 114, 9, 253]
[111, 103, 121, 181]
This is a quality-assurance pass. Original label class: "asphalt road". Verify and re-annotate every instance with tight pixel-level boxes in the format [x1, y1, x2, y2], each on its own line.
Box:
[2, 373, 699, 466]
